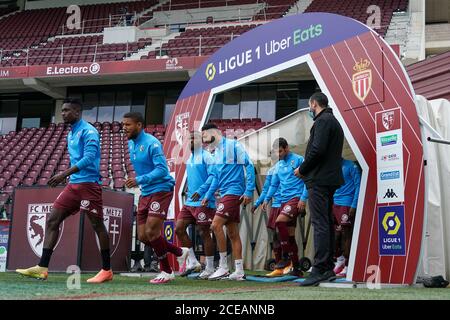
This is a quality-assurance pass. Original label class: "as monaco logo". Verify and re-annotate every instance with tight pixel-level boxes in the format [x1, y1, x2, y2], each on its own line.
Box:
[96, 206, 123, 256]
[382, 111, 395, 130]
[175, 112, 190, 146]
[27, 204, 64, 257]
[352, 58, 372, 102]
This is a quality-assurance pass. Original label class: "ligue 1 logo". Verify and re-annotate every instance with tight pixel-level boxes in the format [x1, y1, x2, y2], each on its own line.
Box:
[352, 58, 372, 102]
[382, 111, 395, 130]
[205, 63, 216, 81]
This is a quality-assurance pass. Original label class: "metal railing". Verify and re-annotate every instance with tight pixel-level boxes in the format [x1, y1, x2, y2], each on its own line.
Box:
[0, 41, 149, 66]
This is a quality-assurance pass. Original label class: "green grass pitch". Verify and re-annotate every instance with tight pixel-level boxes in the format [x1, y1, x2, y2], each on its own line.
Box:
[1, 272, 449, 300]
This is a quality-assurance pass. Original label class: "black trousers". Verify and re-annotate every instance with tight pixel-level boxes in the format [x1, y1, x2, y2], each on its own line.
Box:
[308, 185, 338, 274]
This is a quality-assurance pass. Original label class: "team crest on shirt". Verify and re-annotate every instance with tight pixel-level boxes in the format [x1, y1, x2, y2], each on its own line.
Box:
[217, 203, 225, 212]
[198, 212, 206, 221]
[150, 201, 161, 212]
[352, 58, 372, 102]
[27, 203, 64, 257]
[95, 206, 123, 256]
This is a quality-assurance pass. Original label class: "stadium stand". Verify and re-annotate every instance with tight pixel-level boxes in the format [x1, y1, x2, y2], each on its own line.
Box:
[0, 117, 266, 210]
[143, 23, 261, 58]
[303, 0, 409, 36]
[1, 35, 152, 66]
[253, 0, 299, 20]
[0, 0, 411, 65]
[0, 1, 158, 66]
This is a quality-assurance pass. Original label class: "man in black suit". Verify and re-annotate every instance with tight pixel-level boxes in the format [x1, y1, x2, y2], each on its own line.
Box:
[295, 92, 344, 286]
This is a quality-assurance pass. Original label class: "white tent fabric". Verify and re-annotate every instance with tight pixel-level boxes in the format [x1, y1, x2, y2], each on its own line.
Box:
[415, 95, 450, 281]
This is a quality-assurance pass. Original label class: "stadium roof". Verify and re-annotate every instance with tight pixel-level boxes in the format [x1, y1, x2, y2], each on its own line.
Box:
[407, 50, 450, 101]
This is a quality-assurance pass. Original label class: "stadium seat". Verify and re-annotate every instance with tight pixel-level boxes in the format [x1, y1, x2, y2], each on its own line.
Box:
[0, 193, 10, 203]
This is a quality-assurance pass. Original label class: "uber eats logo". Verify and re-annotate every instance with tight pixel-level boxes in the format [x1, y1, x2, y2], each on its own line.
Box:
[205, 63, 216, 81]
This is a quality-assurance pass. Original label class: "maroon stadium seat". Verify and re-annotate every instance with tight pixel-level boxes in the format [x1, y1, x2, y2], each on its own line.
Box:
[37, 178, 49, 186]
[113, 178, 125, 189]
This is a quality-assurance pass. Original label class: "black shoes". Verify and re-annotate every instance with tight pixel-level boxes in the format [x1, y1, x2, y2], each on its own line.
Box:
[299, 270, 336, 287]
[287, 267, 303, 278]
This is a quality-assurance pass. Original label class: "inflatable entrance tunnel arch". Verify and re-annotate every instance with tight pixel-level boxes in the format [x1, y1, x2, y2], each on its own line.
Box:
[163, 13, 424, 285]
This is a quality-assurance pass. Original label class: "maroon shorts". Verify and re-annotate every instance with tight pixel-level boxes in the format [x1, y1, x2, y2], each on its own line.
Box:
[267, 207, 281, 230]
[137, 191, 173, 225]
[280, 197, 305, 227]
[215, 195, 242, 223]
[179, 205, 215, 226]
[333, 204, 352, 227]
[53, 183, 103, 218]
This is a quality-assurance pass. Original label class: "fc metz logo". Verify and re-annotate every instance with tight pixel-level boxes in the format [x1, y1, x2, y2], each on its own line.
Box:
[382, 111, 395, 130]
[27, 204, 64, 257]
[96, 206, 123, 256]
[175, 112, 190, 146]
[352, 58, 372, 103]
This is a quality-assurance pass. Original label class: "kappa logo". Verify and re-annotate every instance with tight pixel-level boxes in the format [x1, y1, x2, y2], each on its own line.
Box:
[139, 145, 145, 152]
[352, 58, 372, 102]
[217, 203, 225, 211]
[150, 201, 160, 212]
[80, 200, 90, 208]
[383, 188, 398, 199]
[382, 111, 395, 130]
[198, 212, 206, 221]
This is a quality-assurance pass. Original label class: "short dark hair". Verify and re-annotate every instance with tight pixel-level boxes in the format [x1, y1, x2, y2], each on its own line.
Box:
[309, 92, 328, 108]
[62, 98, 82, 111]
[123, 112, 145, 126]
[273, 137, 288, 149]
[201, 123, 218, 131]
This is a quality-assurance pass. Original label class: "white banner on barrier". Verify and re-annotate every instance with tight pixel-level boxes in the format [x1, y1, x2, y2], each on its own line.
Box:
[375, 108, 405, 204]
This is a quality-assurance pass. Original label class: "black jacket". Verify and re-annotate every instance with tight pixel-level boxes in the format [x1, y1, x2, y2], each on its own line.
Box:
[299, 108, 344, 189]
